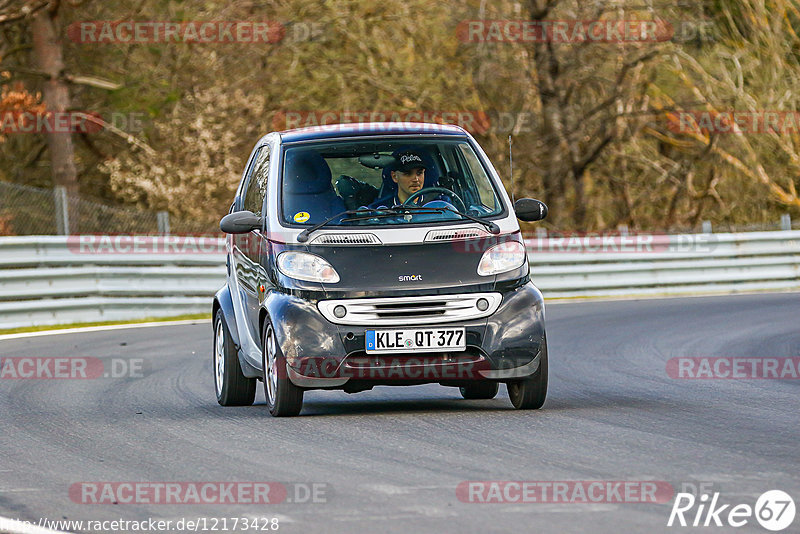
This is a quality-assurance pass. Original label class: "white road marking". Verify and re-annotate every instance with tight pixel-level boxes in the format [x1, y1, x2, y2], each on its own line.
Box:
[361, 483, 448, 495]
[0, 319, 211, 341]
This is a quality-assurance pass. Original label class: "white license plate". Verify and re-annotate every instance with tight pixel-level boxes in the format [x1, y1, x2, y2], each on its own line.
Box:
[365, 328, 466, 354]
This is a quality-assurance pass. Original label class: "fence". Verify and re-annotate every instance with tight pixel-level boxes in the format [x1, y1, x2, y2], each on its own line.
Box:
[0, 231, 798, 330]
[0, 182, 217, 236]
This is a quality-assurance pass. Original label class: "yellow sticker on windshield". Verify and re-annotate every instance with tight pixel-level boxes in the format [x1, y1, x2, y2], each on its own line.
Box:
[294, 211, 310, 223]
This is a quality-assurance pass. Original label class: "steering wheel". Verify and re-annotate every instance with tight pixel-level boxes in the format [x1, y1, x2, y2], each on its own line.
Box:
[403, 186, 467, 213]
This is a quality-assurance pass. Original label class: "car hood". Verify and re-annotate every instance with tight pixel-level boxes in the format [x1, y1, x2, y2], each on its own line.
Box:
[309, 238, 504, 298]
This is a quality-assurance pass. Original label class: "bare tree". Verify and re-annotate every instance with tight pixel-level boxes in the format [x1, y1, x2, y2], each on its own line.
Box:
[30, 0, 78, 197]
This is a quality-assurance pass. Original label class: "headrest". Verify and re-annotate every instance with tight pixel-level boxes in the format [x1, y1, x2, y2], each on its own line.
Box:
[336, 175, 379, 209]
[284, 149, 333, 195]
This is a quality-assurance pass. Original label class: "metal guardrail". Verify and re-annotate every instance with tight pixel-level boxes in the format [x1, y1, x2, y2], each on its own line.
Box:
[0, 236, 224, 329]
[0, 232, 799, 329]
[526, 230, 800, 298]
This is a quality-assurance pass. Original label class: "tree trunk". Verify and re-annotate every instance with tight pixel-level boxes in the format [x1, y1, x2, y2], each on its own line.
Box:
[31, 3, 78, 201]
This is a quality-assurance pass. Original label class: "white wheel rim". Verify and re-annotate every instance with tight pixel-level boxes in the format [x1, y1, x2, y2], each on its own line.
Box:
[214, 319, 225, 397]
[266, 326, 278, 405]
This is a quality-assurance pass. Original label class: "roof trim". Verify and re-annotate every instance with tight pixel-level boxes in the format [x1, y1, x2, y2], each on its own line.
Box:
[277, 122, 468, 142]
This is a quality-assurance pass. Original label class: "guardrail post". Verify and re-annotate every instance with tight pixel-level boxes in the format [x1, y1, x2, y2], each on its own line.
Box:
[701, 220, 712, 234]
[780, 214, 791, 231]
[535, 227, 547, 238]
[54, 185, 70, 235]
[617, 224, 628, 236]
[157, 211, 171, 235]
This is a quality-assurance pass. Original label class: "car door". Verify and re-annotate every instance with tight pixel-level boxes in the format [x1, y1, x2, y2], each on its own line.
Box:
[236, 144, 271, 344]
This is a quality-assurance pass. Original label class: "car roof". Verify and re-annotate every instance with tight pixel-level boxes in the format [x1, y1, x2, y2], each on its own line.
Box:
[277, 122, 469, 143]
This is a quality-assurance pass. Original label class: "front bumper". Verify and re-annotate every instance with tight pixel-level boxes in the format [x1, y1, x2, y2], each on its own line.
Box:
[264, 282, 545, 388]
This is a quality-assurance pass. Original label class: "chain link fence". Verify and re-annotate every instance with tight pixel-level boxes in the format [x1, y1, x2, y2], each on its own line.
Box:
[1, 180, 797, 237]
[0, 182, 218, 236]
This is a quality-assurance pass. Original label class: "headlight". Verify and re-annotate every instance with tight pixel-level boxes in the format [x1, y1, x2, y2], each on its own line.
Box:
[277, 252, 340, 283]
[477, 241, 527, 276]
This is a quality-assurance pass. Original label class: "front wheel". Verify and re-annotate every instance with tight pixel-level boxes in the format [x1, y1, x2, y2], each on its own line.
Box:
[506, 335, 548, 410]
[262, 321, 304, 417]
[213, 310, 256, 406]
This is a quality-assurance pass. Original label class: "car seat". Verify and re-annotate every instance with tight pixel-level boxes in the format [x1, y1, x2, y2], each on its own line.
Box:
[283, 149, 346, 224]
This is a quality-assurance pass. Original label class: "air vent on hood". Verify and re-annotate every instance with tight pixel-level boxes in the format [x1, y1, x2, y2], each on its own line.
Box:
[309, 233, 381, 245]
[425, 227, 491, 242]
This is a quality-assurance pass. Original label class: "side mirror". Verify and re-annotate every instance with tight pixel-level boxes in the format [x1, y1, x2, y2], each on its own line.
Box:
[220, 210, 262, 234]
[514, 198, 548, 222]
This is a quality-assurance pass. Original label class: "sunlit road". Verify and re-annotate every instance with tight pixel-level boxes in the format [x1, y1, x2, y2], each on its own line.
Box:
[1, 293, 798, 533]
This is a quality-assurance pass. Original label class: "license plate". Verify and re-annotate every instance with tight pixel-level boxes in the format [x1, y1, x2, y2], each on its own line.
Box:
[365, 328, 466, 354]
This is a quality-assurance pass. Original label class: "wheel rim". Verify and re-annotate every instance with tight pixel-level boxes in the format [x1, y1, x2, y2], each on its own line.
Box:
[265, 325, 278, 406]
[214, 319, 225, 398]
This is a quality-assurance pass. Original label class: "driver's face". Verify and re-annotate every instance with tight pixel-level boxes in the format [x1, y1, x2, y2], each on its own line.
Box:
[392, 167, 425, 203]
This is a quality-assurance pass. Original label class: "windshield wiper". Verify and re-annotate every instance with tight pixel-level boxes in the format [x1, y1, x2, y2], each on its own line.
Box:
[297, 208, 400, 243]
[297, 205, 499, 242]
[340, 205, 500, 234]
[341, 205, 499, 234]
[440, 207, 501, 234]
[340, 206, 446, 223]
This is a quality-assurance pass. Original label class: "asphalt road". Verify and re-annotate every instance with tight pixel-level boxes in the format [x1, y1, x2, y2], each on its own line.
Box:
[1, 293, 799, 534]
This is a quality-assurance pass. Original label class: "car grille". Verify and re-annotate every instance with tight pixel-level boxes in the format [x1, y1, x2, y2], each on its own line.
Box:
[317, 293, 502, 326]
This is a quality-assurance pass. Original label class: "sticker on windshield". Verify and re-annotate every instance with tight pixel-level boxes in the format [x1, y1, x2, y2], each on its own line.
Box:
[294, 211, 310, 223]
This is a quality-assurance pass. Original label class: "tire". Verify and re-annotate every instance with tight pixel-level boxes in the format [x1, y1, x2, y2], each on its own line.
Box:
[506, 334, 548, 410]
[213, 309, 256, 406]
[459, 382, 499, 399]
[262, 320, 304, 417]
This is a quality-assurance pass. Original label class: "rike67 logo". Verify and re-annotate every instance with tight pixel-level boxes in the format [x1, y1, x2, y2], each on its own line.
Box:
[668, 490, 795, 531]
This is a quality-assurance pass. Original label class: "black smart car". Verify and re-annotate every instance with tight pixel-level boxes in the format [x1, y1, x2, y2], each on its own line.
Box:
[213, 123, 548, 416]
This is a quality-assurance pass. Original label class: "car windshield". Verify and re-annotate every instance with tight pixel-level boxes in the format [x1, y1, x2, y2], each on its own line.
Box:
[280, 138, 504, 226]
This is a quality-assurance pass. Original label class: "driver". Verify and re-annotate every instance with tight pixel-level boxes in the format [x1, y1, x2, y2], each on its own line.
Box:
[369, 150, 428, 208]
[391, 150, 426, 204]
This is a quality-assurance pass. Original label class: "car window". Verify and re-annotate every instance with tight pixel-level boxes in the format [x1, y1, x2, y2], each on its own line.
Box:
[328, 156, 384, 189]
[243, 145, 270, 217]
[280, 138, 504, 226]
[458, 144, 498, 211]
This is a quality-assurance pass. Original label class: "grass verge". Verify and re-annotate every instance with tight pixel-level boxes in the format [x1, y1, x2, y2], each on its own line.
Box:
[0, 313, 211, 336]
